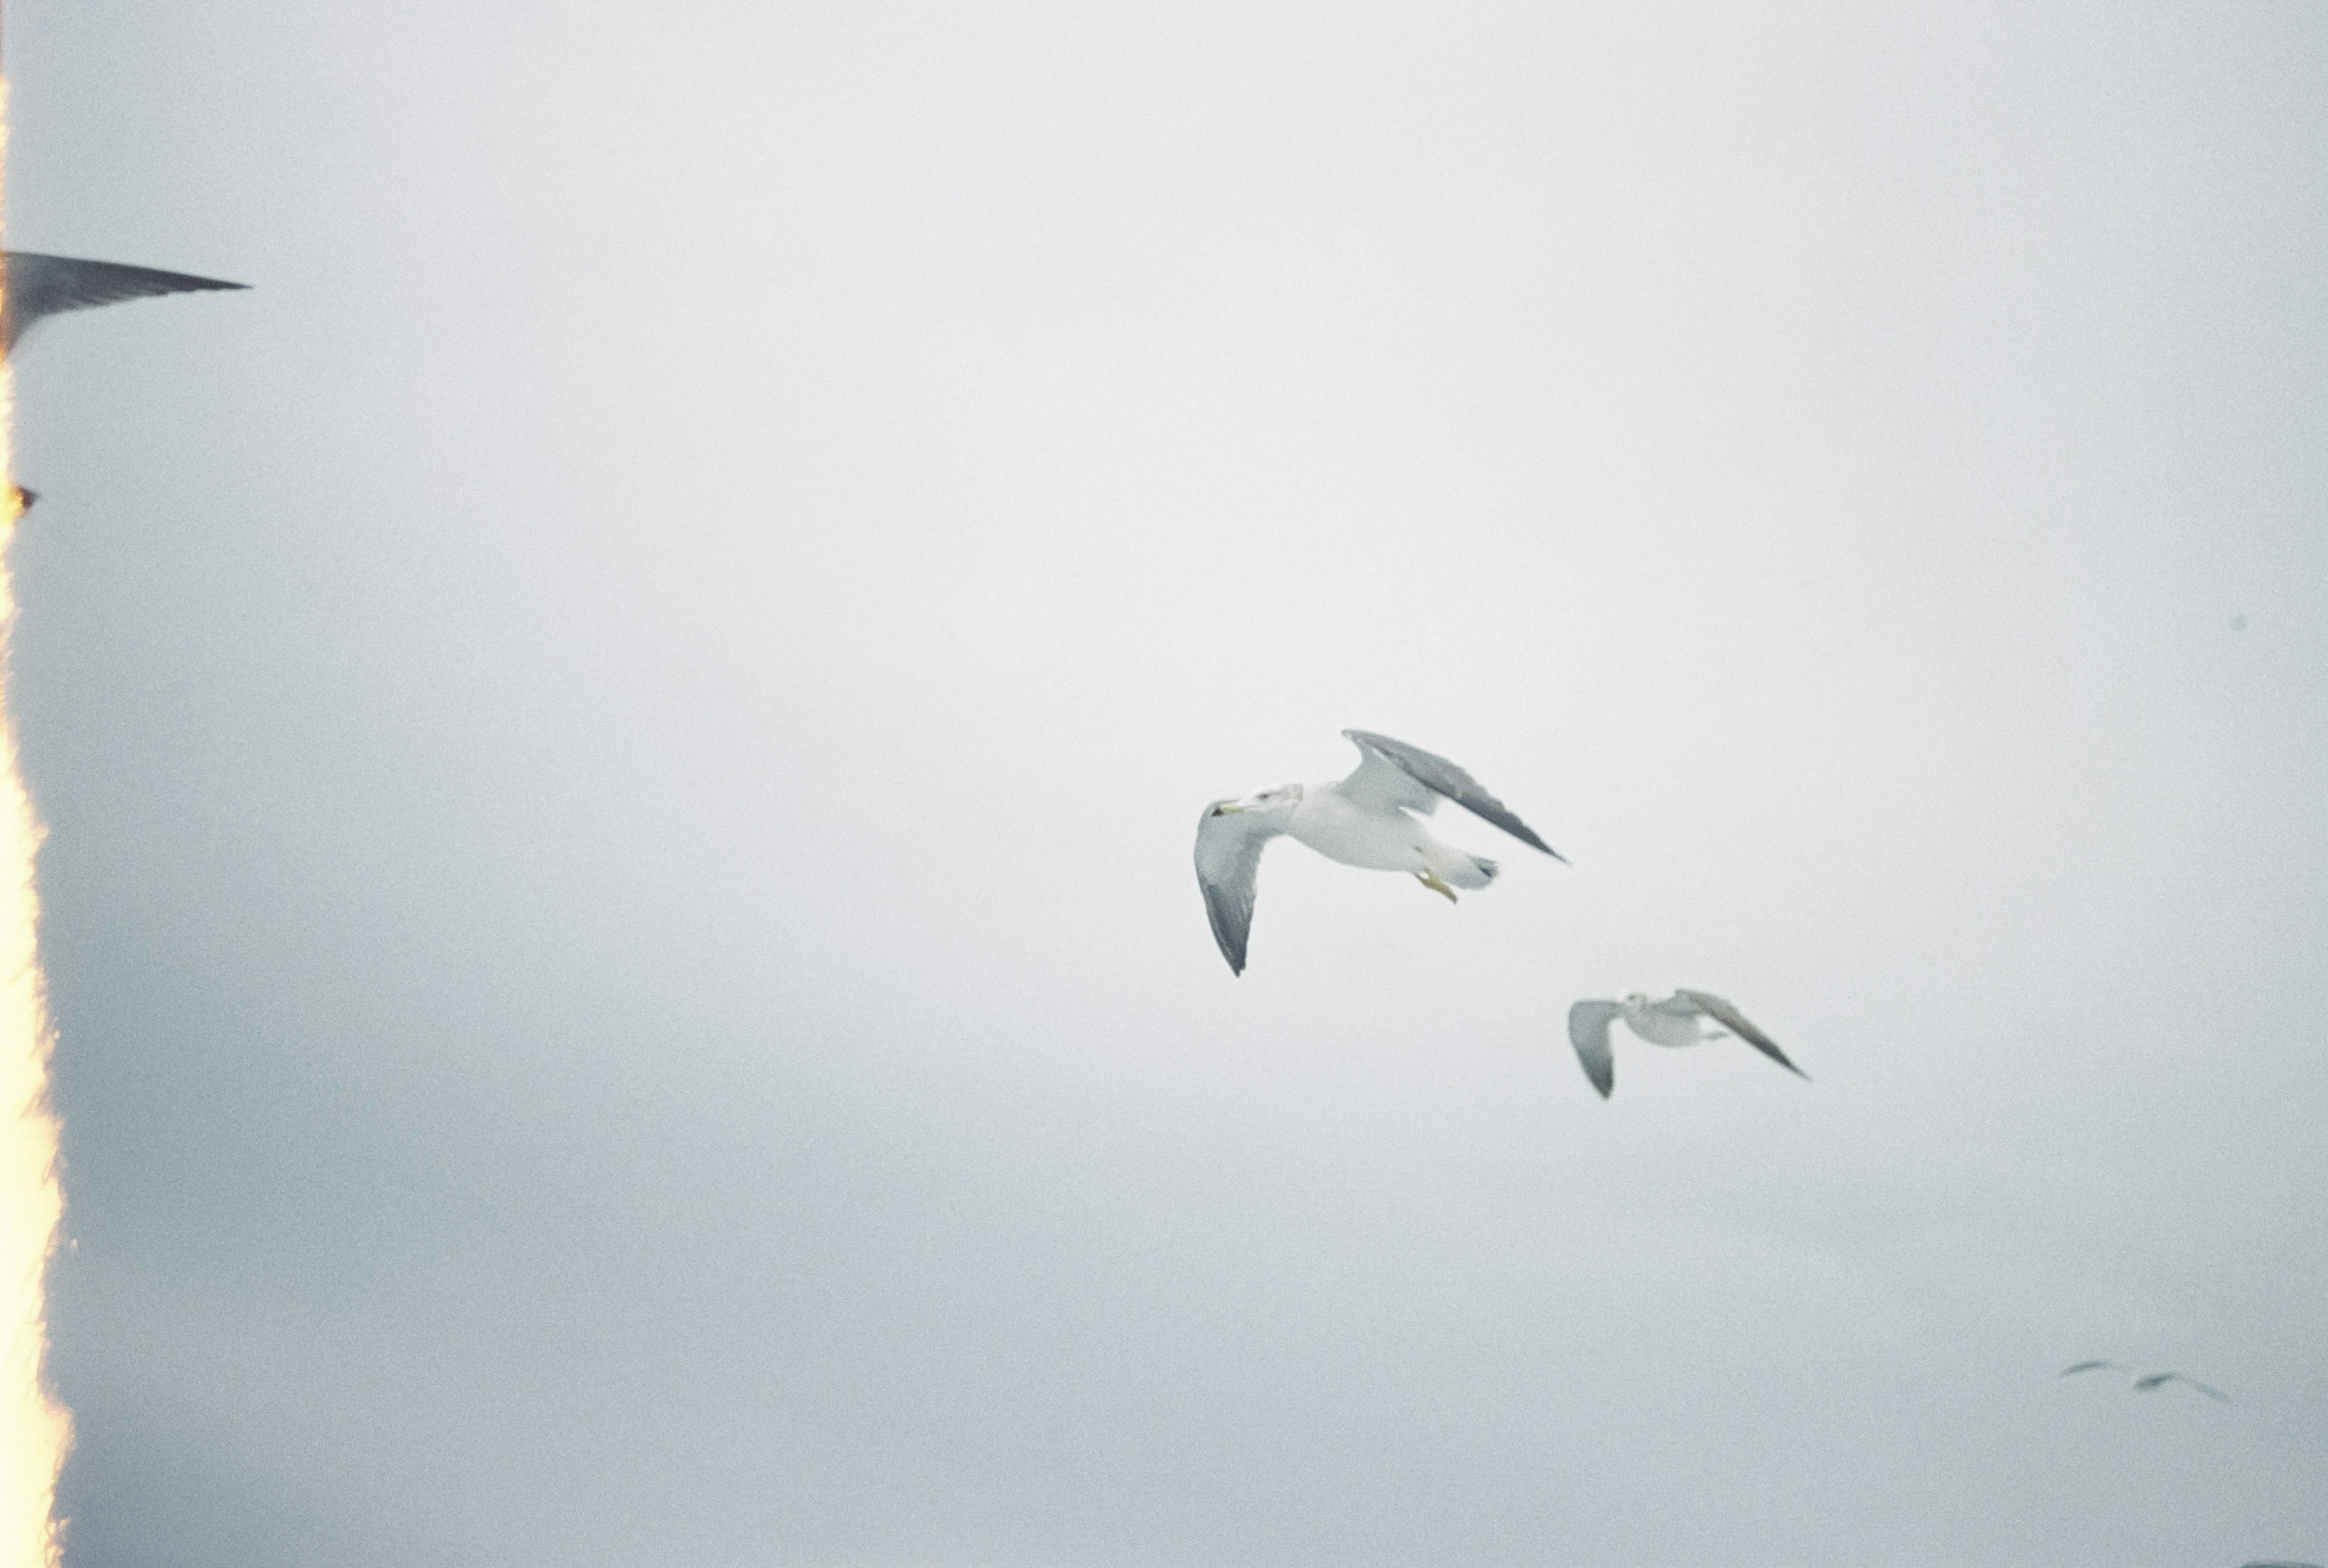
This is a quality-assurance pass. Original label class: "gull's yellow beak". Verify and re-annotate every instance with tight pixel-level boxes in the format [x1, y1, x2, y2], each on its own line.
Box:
[1212, 802, 1243, 815]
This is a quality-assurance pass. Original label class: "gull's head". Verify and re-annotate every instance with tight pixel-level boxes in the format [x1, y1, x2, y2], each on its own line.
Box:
[1620, 992, 1653, 1011]
[1208, 783, 1303, 822]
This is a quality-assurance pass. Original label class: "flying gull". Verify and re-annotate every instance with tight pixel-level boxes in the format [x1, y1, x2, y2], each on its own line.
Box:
[2133, 1371, 2229, 1403]
[2058, 1363, 2230, 1401]
[4, 251, 247, 354]
[1565, 990, 1807, 1098]
[1194, 730, 1563, 975]
[2058, 1360, 2129, 1378]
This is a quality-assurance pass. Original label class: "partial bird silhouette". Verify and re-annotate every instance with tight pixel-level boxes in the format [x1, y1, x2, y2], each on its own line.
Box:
[4, 251, 246, 353]
[2, 252, 246, 519]
[2058, 1360, 2128, 1378]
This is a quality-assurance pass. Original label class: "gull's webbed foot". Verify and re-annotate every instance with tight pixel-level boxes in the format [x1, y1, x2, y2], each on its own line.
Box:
[1416, 870, 1458, 903]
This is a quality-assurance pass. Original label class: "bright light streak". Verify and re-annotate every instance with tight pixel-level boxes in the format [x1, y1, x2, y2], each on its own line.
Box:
[0, 72, 75, 1568]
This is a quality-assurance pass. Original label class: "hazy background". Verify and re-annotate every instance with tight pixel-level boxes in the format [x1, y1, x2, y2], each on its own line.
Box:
[6, 2, 2324, 1564]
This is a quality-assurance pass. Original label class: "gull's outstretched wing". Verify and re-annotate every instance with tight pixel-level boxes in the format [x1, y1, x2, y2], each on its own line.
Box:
[1194, 804, 1283, 976]
[1675, 990, 1808, 1080]
[4, 252, 249, 352]
[2133, 1372, 2229, 1402]
[1567, 1000, 1622, 1098]
[1340, 730, 1564, 859]
[2059, 1360, 2127, 1378]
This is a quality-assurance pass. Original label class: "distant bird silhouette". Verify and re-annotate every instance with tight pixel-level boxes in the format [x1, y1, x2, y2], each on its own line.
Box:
[4, 251, 246, 353]
[2059, 1362, 2229, 1401]
[1565, 989, 1806, 1098]
[2133, 1371, 2229, 1403]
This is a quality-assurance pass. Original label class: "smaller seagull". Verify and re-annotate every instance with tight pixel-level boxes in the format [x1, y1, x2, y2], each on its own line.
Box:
[1565, 990, 1807, 1098]
[2133, 1371, 2229, 1403]
[2058, 1360, 2129, 1378]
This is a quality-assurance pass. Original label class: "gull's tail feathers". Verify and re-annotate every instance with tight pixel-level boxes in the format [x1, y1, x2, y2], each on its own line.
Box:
[1430, 849, 1496, 892]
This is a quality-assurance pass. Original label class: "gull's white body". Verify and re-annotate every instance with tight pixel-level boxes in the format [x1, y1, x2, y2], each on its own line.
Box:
[1282, 784, 1498, 887]
[1194, 730, 1562, 975]
[1615, 995, 1716, 1049]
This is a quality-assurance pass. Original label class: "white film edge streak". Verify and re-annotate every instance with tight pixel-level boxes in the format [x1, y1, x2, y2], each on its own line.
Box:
[0, 63, 76, 1568]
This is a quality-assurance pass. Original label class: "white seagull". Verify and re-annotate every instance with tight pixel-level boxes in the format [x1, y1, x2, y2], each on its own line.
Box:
[1564, 990, 1807, 1098]
[1194, 729, 1564, 975]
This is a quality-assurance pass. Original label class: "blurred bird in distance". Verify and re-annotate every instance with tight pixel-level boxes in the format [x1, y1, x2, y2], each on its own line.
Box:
[1565, 990, 1806, 1099]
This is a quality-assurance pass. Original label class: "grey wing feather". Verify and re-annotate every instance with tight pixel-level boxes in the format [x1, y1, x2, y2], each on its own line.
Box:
[5, 252, 249, 352]
[1336, 742, 1440, 816]
[1675, 989, 1808, 1080]
[2058, 1360, 2126, 1377]
[1341, 730, 1564, 859]
[1194, 806, 1282, 976]
[1567, 999, 1621, 1098]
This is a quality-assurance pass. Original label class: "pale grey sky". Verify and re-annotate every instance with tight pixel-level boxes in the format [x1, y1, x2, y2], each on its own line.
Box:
[8, 2, 2326, 1565]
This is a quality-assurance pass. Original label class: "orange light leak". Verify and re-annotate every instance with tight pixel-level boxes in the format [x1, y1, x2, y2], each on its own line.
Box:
[0, 70, 75, 1568]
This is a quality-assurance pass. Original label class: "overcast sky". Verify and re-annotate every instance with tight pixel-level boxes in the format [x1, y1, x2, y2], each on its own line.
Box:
[6, 2, 2325, 1564]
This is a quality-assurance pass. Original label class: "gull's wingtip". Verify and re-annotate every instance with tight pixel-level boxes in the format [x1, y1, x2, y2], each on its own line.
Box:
[1209, 931, 1247, 978]
[1566, 1000, 1617, 1098]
